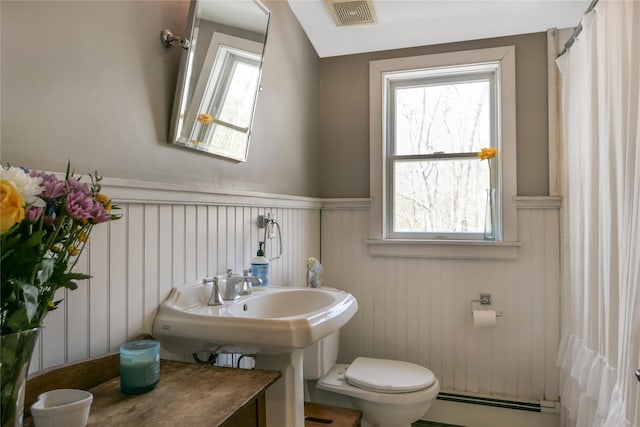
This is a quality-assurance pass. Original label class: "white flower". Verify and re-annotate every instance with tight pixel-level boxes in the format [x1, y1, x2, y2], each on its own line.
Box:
[0, 166, 44, 206]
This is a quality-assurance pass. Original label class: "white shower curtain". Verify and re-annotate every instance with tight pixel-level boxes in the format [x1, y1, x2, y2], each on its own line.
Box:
[556, 1, 639, 426]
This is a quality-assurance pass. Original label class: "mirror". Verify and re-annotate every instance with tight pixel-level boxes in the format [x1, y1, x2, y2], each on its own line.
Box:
[168, 0, 270, 161]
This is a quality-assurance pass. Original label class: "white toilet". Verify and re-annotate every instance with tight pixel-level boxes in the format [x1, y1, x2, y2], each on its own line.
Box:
[304, 331, 440, 427]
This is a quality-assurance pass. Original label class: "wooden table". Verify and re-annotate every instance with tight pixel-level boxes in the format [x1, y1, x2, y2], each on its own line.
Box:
[25, 357, 281, 427]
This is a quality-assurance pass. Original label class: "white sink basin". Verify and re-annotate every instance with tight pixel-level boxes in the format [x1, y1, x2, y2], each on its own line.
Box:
[152, 283, 358, 355]
[226, 289, 339, 318]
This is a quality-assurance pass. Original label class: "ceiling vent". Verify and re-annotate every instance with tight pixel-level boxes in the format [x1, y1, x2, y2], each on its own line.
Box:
[325, 0, 378, 26]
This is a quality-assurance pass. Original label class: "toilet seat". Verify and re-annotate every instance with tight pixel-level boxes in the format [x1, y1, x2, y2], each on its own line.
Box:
[345, 357, 436, 393]
[317, 363, 440, 405]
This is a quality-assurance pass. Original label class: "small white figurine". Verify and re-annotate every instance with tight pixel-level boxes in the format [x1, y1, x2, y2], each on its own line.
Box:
[306, 257, 324, 288]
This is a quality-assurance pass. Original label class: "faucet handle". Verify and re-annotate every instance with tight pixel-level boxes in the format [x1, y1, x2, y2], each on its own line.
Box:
[207, 277, 224, 306]
[239, 271, 253, 295]
[202, 275, 214, 285]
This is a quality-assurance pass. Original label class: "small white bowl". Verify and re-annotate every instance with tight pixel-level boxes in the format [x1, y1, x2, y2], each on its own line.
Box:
[31, 389, 93, 427]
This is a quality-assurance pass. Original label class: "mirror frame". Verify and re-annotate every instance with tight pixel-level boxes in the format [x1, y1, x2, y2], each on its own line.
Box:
[168, 0, 270, 162]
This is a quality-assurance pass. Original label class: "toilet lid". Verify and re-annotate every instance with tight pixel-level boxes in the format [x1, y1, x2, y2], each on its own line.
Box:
[345, 357, 436, 393]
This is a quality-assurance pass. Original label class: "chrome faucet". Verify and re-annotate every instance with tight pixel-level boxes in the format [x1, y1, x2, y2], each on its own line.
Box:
[205, 276, 223, 306]
[239, 269, 261, 296]
[223, 270, 243, 301]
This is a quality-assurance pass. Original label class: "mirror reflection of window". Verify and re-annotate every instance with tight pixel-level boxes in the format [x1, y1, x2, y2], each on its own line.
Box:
[196, 51, 260, 158]
[185, 32, 263, 159]
[212, 49, 260, 129]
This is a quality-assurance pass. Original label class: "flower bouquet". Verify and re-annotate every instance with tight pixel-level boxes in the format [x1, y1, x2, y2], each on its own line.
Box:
[0, 162, 120, 427]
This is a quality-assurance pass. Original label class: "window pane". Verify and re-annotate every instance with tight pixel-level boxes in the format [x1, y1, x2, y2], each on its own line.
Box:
[393, 159, 490, 233]
[218, 59, 260, 128]
[204, 125, 248, 159]
[394, 80, 490, 155]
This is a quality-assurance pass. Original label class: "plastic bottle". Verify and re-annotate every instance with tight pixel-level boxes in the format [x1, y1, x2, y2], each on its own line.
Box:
[251, 242, 269, 288]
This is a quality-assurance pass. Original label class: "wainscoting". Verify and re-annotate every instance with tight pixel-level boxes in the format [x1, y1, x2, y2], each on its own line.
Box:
[321, 197, 561, 403]
[29, 178, 321, 373]
[28, 178, 561, 410]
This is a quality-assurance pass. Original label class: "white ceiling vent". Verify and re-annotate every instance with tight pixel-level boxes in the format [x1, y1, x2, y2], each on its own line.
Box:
[325, 0, 378, 26]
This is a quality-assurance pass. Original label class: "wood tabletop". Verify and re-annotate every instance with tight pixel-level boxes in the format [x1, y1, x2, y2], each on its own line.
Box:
[25, 359, 281, 427]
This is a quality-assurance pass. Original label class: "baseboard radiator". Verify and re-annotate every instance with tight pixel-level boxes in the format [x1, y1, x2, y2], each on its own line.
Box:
[436, 392, 541, 413]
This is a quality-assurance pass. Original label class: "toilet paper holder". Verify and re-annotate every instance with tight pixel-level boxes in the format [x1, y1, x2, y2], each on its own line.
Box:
[470, 293, 503, 317]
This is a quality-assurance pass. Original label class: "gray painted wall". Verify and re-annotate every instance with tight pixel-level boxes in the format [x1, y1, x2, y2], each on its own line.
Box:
[1, 0, 321, 196]
[1, 2, 550, 199]
[318, 32, 549, 197]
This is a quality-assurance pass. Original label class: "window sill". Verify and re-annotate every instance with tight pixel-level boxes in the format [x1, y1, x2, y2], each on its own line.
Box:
[365, 239, 520, 260]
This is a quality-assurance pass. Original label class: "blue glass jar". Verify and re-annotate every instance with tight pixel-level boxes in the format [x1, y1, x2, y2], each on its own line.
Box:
[119, 340, 160, 394]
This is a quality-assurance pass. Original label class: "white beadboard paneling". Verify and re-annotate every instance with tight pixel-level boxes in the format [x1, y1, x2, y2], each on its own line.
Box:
[543, 208, 560, 401]
[109, 212, 128, 352]
[41, 287, 66, 369]
[322, 200, 561, 402]
[29, 184, 321, 374]
[207, 207, 218, 276]
[88, 224, 109, 357]
[218, 206, 229, 273]
[158, 205, 173, 306]
[184, 205, 197, 282]
[67, 251, 90, 363]
[196, 206, 208, 278]
[143, 205, 159, 334]
[233, 207, 243, 274]
[127, 205, 145, 340]
[172, 205, 186, 286]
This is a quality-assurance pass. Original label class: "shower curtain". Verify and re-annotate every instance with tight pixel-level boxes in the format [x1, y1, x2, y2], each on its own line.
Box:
[556, 1, 639, 426]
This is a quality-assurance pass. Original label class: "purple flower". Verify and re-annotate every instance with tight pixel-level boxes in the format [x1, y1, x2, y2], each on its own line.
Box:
[90, 202, 111, 224]
[67, 177, 91, 195]
[66, 190, 93, 221]
[25, 206, 43, 222]
[40, 174, 66, 200]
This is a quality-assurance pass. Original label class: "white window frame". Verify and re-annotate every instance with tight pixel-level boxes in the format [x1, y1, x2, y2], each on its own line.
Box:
[368, 46, 519, 259]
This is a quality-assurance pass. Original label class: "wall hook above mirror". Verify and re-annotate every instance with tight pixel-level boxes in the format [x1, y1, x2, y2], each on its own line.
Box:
[160, 29, 191, 49]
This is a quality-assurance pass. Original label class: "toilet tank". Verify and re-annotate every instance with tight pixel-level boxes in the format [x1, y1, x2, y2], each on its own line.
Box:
[303, 330, 339, 380]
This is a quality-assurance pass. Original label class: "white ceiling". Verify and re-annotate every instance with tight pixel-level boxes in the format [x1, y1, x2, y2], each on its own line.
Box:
[287, 0, 590, 58]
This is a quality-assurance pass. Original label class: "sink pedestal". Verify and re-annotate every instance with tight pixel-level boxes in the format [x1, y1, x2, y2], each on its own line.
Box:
[255, 350, 304, 427]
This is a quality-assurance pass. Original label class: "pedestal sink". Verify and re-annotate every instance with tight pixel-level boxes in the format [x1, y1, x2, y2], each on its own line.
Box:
[152, 282, 358, 427]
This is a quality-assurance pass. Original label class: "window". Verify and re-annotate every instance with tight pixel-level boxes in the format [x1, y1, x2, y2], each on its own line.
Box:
[388, 67, 498, 240]
[369, 47, 518, 256]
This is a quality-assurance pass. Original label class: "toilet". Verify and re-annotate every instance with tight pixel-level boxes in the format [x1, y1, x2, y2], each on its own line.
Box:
[303, 331, 440, 427]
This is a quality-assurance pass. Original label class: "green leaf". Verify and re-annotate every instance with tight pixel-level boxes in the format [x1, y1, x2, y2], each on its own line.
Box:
[19, 282, 40, 322]
[63, 272, 91, 281]
[59, 280, 79, 291]
[6, 308, 29, 332]
[22, 230, 45, 249]
[37, 258, 55, 284]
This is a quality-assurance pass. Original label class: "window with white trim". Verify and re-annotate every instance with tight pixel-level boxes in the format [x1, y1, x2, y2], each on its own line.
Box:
[369, 47, 518, 253]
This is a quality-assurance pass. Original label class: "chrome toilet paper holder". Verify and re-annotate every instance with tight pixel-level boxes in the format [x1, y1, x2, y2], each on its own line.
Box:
[470, 293, 503, 317]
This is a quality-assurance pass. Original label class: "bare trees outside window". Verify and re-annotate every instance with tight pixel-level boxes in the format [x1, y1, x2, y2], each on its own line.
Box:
[387, 68, 499, 240]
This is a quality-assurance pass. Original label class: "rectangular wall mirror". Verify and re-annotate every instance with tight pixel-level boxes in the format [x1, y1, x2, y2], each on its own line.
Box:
[168, 0, 270, 161]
